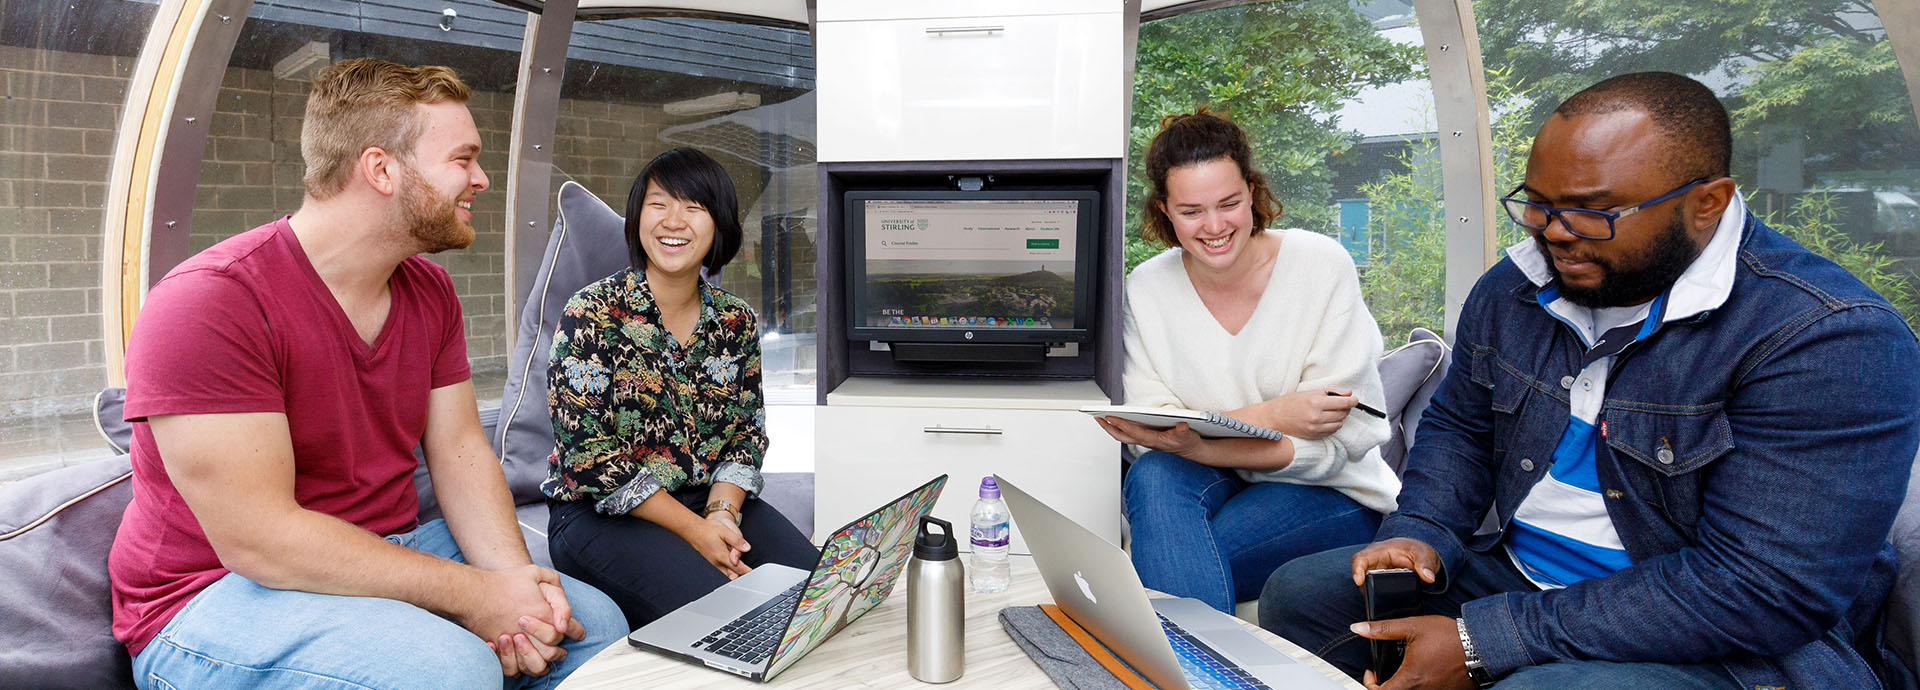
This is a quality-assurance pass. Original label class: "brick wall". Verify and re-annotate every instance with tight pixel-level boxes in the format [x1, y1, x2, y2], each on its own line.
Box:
[548, 97, 786, 312]
[185, 67, 810, 380]
[187, 65, 517, 376]
[0, 43, 819, 462]
[0, 43, 124, 449]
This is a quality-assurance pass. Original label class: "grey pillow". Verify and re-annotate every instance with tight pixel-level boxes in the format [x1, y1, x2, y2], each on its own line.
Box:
[760, 472, 815, 540]
[0, 455, 136, 690]
[1881, 448, 1920, 677]
[94, 387, 130, 454]
[492, 181, 636, 505]
[1376, 327, 1451, 475]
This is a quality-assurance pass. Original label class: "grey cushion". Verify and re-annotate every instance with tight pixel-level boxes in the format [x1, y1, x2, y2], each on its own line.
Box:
[93, 387, 131, 454]
[516, 502, 553, 570]
[491, 181, 635, 505]
[0, 455, 136, 690]
[1377, 327, 1451, 475]
[760, 472, 815, 540]
[1883, 449, 1920, 678]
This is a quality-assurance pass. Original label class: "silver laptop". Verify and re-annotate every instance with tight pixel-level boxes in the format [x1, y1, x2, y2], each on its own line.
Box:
[627, 474, 948, 681]
[996, 474, 1350, 690]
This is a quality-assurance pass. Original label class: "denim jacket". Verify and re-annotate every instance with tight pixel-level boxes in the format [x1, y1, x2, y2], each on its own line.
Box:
[1378, 213, 1920, 689]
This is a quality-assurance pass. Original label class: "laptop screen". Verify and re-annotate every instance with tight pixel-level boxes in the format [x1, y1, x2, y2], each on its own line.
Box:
[763, 474, 948, 678]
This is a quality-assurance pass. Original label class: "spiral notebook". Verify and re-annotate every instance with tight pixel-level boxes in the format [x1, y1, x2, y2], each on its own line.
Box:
[1079, 405, 1286, 441]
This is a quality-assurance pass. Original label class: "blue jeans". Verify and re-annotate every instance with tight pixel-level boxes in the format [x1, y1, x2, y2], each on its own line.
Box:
[1261, 545, 1739, 689]
[549, 488, 822, 630]
[1123, 450, 1381, 613]
[131, 519, 627, 690]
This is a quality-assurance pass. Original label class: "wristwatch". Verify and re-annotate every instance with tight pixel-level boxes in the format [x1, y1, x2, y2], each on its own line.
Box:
[703, 499, 742, 526]
[1456, 617, 1496, 688]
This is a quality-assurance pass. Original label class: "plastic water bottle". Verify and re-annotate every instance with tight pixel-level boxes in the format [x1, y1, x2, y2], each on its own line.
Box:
[968, 476, 1011, 593]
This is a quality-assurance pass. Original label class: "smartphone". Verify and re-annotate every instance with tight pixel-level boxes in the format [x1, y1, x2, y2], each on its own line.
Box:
[1364, 568, 1422, 682]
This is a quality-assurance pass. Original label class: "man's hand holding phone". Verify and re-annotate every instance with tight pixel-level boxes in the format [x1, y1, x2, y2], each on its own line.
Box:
[1351, 537, 1442, 587]
[1350, 615, 1475, 690]
[1349, 539, 1476, 690]
[1362, 568, 1421, 683]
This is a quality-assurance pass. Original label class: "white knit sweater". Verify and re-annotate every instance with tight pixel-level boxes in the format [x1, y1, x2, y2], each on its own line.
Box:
[1121, 230, 1400, 514]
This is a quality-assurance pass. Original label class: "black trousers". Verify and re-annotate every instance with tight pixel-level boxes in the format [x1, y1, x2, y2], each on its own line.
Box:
[548, 488, 821, 631]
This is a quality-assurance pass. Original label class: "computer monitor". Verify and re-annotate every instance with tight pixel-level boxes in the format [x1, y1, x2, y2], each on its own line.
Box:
[844, 189, 1099, 359]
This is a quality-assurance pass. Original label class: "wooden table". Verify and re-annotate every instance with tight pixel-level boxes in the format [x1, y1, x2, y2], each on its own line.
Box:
[557, 555, 1363, 690]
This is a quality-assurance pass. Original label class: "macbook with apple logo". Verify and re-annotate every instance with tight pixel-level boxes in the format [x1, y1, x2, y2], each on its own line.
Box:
[995, 475, 1347, 690]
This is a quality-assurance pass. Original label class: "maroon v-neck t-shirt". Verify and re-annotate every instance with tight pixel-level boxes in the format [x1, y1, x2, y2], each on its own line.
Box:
[109, 218, 471, 656]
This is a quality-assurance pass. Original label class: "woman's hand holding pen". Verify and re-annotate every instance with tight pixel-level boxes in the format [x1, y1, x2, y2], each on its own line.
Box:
[1244, 389, 1362, 440]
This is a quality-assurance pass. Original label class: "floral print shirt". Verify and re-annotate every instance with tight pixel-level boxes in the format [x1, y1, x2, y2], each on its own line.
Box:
[542, 268, 767, 515]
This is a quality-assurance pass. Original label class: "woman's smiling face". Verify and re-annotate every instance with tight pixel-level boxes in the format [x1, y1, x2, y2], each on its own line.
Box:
[636, 180, 716, 280]
[1159, 157, 1256, 273]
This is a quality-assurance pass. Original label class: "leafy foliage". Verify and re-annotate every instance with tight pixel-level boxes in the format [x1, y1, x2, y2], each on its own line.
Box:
[1468, 0, 1920, 329]
[1354, 149, 1446, 340]
[1358, 71, 1920, 338]
[1123, 0, 1920, 336]
[1472, 0, 1915, 179]
[1124, 1, 1423, 272]
[1771, 191, 1920, 331]
[1357, 71, 1537, 340]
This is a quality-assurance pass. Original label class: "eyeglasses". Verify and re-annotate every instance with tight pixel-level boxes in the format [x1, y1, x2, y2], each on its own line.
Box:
[1501, 178, 1710, 240]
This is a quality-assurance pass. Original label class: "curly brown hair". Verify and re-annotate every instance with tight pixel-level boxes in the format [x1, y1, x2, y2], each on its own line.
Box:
[1138, 106, 1282, 248]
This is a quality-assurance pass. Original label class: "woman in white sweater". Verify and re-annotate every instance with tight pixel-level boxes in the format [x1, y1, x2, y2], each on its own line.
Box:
[1097, 109, 1399, 613]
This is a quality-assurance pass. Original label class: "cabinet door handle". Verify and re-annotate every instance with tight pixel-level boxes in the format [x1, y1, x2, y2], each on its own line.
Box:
[925, 25, 1004, 35]
[922, 425, 1003, 435]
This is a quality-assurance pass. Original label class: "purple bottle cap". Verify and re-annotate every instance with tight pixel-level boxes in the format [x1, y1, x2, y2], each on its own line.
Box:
[979, 476, 1001, 498]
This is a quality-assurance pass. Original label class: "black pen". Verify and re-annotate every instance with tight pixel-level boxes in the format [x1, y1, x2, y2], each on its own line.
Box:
[1329, 390, 1386, 419]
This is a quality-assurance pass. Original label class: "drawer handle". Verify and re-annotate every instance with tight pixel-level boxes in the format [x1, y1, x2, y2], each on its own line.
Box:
[926, 25, 1004, 35]
[923, 425, 1004, 435]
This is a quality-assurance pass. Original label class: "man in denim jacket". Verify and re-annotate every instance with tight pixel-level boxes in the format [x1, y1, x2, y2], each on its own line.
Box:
[1262, 72, 1920, 689]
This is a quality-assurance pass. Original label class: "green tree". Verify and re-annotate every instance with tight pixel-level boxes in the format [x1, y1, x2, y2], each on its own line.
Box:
[1354, 150, 1447, 340]
[1772, 191, 1920, 331]
[1358, 71, 1536, 340]
[1358, 71, 1920, 338]
[1471, 0, 1915, 181]
[1467, 0, 1920, 330]
[1125, 1, 1423, 272]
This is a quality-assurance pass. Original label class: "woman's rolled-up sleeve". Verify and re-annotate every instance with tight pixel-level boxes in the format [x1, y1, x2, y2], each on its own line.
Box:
[545, 293, 663, 515]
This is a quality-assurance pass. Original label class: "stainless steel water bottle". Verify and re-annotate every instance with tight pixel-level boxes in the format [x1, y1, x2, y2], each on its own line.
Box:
[907, 515, 965, 683]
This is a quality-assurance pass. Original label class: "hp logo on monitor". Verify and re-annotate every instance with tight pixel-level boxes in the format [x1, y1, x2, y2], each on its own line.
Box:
[964, 332, 974, 340]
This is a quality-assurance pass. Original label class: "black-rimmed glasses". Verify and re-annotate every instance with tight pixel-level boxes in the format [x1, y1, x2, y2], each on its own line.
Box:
[1501, 177, 1710, 240]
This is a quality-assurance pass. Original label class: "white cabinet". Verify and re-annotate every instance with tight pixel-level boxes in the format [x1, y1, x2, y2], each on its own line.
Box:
[814, 378, 1120, 554]
[815, 3, 1126, 162]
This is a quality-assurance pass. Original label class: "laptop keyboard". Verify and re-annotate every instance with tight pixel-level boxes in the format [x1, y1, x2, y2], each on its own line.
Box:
[1159, 615, 1270, 690]
[692, 581, 806, 664]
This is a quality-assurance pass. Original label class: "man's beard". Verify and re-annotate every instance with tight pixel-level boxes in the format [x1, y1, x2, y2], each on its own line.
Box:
[1541, 208, 1701, 308]
[400, 171, 472, 254]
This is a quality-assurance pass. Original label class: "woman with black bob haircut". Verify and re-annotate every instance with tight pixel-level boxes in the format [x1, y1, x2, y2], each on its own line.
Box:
[542, 147, 819, 629]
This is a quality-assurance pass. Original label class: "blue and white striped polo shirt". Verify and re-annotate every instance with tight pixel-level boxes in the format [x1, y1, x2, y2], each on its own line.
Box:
[1500, 191, 1747, 589]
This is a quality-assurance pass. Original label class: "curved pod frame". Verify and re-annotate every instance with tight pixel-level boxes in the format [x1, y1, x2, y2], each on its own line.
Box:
[95, 0, 1920, 373]
[1411, 0, 1498, 336]
[504, 0, 578, 348]
[1876, 0, 1920, 128]
[99, 0, 253, 384]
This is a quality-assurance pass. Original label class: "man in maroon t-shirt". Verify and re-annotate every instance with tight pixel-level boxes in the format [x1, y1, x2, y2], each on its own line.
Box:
[109, 59, 623, 690]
